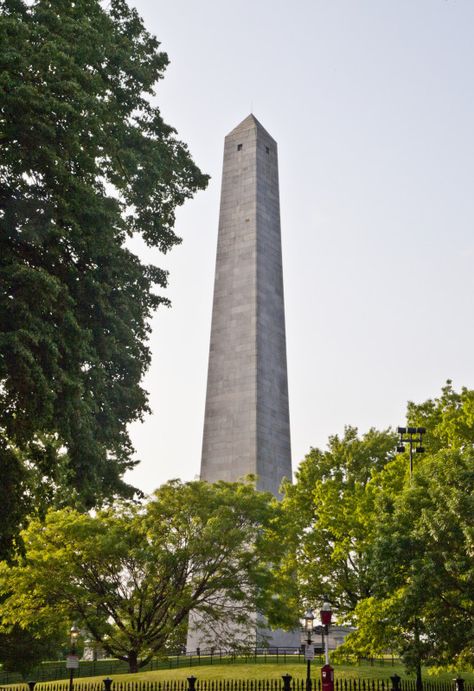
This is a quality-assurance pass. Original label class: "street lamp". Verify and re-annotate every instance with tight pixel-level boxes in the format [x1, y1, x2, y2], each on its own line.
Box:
[397, 426, 425, 478]
[396, 426, 426, 691]
[67, 624, 80, 691]
[320, 601, 332, 665]
[304, 609, 315, 637]
[320, 602, 334, 691]
[302, 609, 315, 691]
[70, 624, 80, 646]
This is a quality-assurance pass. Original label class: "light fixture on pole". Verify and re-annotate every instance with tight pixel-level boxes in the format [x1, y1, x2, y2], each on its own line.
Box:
[397, 427, 425, 477]
[304, 609, 315, 636]
[67, 624, 80, 691]
[302, 608, 315, 691]
[320, 601, 332, 664]
[396, 425, 426, 691]
[320, 601, 334, 691]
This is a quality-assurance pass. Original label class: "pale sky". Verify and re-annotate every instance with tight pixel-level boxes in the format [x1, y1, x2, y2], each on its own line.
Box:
[125, 0, 474, 495]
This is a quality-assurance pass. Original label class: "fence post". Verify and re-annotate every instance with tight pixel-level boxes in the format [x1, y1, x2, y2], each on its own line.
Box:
[282, 674, 292, 691]
[103, 677, 113, 691]
[188, 676, 197, 691]
[453, 679, 464, 691]
[27, 681, 36, 691]
[390, 676, 401, 691]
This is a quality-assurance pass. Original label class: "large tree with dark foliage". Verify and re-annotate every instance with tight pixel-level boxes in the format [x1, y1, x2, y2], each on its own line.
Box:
[0, 0, 208, 555]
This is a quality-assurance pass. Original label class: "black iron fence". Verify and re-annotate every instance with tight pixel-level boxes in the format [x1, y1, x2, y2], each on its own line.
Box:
[0, 650, 403, 686]
[3, 677, 471, 691]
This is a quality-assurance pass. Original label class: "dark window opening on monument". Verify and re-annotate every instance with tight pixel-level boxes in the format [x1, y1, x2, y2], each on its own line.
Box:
[237, 144, 242, 151]
[266, 146, 270, 154]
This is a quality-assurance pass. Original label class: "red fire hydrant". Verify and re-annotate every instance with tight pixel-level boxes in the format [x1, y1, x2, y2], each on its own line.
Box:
[321, 664, 334, 691]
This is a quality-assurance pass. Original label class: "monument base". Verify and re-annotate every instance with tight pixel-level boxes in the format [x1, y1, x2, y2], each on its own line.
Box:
[186, 610, 300, 653]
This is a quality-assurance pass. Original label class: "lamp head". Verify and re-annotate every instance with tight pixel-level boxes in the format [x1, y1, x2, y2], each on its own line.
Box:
[70, 624, 80, 644]
[303, 608, 314, 632]
[320, 601, 332, 626]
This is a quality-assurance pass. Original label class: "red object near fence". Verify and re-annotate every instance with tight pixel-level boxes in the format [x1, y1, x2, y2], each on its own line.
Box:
[321, 663, 335, 691]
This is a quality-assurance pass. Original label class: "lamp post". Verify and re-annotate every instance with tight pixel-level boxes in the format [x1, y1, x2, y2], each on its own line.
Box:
[67, 624, 80, 691]
[396, 427, 425, 691]
[396, 427, 425, 478]
[320, 602, 334, 691]
[303, 609, 315, 691]
[320, 602, 332, 665]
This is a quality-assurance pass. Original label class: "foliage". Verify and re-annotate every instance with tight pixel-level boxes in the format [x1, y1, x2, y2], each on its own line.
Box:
[0, 623, 64, 677]
[284, 383, 474, 673]
[345, 446, 474, 672]
[0, 480, 289, 672]
[406, 380, 474, 453]
[0, 441, 30, 559]
[339, 383, 474, 672]
[281, 426, 398, 619]
[0, 0, 209, 556]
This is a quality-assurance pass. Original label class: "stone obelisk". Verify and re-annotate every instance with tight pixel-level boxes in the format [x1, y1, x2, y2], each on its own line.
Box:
[200, 114, 292, 496]
[187, 115, 295, 651]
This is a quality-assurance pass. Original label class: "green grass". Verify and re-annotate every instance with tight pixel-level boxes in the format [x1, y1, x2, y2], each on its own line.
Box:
[6, 660, 471, 688]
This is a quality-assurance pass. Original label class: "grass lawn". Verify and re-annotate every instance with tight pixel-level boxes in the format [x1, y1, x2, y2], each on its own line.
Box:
[10, 661, 472, 688]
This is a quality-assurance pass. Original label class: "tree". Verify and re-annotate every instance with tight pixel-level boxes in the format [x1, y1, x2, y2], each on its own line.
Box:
[406, 380, 474, 454]
[0, 0, 209, 556]
[0, 624, 64, 678]
[0, 442, 30, 560]
[344, 384, 474, 674]
[282, 383, 474, 675]
[0, 480, 289, 672]
[344, 449, 474, 673]
[281, 426, 398, 619]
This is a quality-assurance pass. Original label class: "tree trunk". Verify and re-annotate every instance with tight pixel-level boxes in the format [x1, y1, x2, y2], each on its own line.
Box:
[128, 651, 139, 674]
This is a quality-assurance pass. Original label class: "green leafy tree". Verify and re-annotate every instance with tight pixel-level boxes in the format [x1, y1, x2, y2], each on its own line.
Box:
[406, 380, 474, 453]
[0, 624, 64, 678]
[281, 427, 397, 619]
[283, 384, 474, 676]
[344, 385, 474, 675]
[0, 442, 30, 560]
[0, 0, 209, 556]
[344, 450, 473, 673]
[0, 480, 289, 673]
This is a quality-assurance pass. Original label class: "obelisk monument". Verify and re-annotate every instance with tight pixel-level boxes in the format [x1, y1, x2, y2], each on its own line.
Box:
[187, 115, 295, 651]
[200, 114, 292, 496]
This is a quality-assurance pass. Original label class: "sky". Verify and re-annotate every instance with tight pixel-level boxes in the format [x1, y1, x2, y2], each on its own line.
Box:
[125, 0, 474, 495]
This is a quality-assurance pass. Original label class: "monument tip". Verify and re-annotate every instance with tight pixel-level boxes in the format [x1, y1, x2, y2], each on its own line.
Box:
[228, 114, 274, 140]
